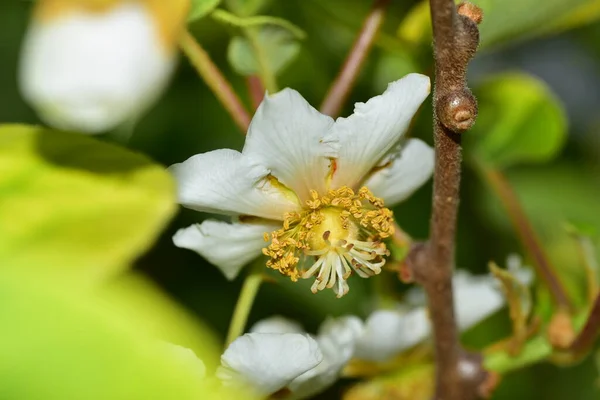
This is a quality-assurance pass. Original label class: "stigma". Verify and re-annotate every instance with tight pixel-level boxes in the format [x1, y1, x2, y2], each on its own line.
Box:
[262, 186, 394, 297]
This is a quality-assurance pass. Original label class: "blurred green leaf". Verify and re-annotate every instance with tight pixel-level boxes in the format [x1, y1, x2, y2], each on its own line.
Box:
[469, 73, 567, 169]
[188, 0, 221, 22]
[212, 9, 306, 39]
[225, 0, 272, 17]
[472, 0, 600, 48]
[396, 1, 430, 46]
[228, 26, 301, 76]
[484, 336, 552, 373]
[0, 124, 175, 285]
[0, 269, 236, 400]
[396, 0, 600, 50]
[565, 221, 599, 239]
[372, 51, 420, 94]
[540, 1, 600, 35]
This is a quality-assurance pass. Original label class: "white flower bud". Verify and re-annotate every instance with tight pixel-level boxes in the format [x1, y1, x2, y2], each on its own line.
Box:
[19, 0, 188, 134]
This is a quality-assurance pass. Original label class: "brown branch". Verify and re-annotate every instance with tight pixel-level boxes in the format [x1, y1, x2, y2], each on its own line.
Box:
[319, 0, 391, 118]
[569, 292, 600, 355]
[179, 30, 252, 133]
[246, 75, 265, 111]
[480, 166, 572, 311]
[407, 2, 486, 400]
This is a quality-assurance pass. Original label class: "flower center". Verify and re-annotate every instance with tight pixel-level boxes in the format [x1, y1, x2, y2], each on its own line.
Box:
[262, 186, 394, 297]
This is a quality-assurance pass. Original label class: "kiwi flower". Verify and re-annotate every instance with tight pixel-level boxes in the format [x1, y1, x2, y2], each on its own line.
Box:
[171, 73, 434, 297]
[19, 0, 189, 133]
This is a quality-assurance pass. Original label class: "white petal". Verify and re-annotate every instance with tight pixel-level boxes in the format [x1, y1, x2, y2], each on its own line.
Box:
[506, 253, 535, 286]
[243, 89, 336, 201]
[250, 316, 305, 334]
[19, 3, 175, 133]
[454, 271, 506, 331]
[218, 333, 323, 397]
[353, 309, 431, 362]
[173, 219, 278, 280]
[364, 138, 434, 207]
[287, 316, 362, 399]
[169, 149, 300, 220]
[324, 73, 431, 190]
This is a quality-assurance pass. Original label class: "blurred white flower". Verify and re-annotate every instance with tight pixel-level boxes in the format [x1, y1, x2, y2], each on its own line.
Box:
[218, 333, 323, 398]
[19, 0, 189, 133]
[352, 262, 534, 363]
[171, 74, 433, 296]
[216, 315, 362, 399]
[352, 308, 430, 362]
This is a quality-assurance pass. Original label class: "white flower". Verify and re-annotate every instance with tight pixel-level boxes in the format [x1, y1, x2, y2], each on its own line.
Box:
[218, 333, 323, 398]
[353, 263, 534, 363]
[217, 315, 362, 399]
[171, 74, 434, 296]
[352, 308, 430, 362]
[19, 0, 188, 133]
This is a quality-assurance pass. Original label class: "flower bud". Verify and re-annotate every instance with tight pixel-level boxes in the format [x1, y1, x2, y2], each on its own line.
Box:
[436, 89, 477, 133]
[19, 0, 189, 134]
[457, 2, 484, 25]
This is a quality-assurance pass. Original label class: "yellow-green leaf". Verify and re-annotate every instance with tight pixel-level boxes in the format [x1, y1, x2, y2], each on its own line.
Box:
[0, 124, 175, 285]
[0, 268, 239, 400]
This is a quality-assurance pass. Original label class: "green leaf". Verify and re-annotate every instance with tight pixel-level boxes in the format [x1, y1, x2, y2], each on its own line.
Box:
[472, 0, 600, 48]
[227, 26, 301, 76]
[469, 73, 567, 169]
[484, 336, 553, 373]
[0, 124, 175, 285]
[396, 0, 600, 50]
[224, 0, 272, 17]
[212, 9, 306, 39]
[0, 269, 240, 400]
[188, 0, 221, 22]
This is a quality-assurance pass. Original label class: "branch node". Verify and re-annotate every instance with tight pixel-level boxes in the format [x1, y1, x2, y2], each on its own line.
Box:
[436, 89, 478, 133]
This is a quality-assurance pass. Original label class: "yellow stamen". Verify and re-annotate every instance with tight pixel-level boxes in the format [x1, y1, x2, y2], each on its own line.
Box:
[262, 186, 394, 296]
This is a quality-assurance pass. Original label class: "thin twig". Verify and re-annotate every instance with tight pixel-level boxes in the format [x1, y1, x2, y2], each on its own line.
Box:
[319, 0, 391, 118]
[246, 75, 265, 110]
[407, 2, 486, 399]
[569, 292, 600, 355]
[225, 267, 264, 347]
[479, 165, 572, 310]
[179, 30, 252, 133]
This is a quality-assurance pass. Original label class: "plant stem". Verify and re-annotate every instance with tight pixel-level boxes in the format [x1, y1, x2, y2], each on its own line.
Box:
[224, 266, 264, 347]
[406, 2, 486, 399]
[246, 75, 265, 110]
[245, 27, 278, 94]
[179, 30, 251, 133]
[320, 0, 391, 118]
[479, 164, 572, 311]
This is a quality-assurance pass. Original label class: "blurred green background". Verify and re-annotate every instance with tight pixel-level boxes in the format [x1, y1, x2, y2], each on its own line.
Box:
[2, 0, 600, 398]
